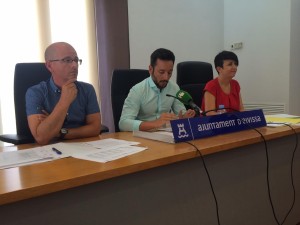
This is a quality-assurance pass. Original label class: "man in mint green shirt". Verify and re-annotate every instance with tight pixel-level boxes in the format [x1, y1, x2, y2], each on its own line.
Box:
[119, 48, 196, 131]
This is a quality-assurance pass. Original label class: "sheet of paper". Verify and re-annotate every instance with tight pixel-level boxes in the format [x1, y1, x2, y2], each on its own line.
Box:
[49, 142, 100, 156]
[0, 138, 147, 169]
[72, 146, 147, 163]
[265, 114, 300, 126]
[85, 138, 140, 149]
[49, 139, 147, 163]
[0, 146, 67, 169]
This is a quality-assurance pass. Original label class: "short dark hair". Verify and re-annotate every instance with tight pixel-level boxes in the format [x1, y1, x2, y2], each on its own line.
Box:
[214, 51, 239, 70]
[150, 48, 175, 68]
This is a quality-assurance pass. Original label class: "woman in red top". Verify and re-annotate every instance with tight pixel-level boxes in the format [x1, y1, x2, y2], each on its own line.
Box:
[201, 51, 244, 115]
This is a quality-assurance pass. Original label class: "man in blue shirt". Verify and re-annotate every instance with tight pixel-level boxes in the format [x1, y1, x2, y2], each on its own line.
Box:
[119, 48, 195, 131]
[26, 42, 101, 145]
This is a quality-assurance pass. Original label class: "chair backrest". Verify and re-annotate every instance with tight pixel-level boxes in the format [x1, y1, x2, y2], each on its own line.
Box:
[111, 69, 149, 132]
[176, 61, 213, 108]
[14, 63, 51, 137]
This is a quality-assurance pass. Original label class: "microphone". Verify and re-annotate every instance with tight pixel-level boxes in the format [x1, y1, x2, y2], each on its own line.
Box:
[170, 90, 201, 116]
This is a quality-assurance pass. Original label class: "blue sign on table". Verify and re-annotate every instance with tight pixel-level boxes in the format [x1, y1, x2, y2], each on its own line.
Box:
[170, 109, 266, 143]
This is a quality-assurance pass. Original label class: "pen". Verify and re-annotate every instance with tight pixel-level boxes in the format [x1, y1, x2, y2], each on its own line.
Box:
[52, 147, 62, 155]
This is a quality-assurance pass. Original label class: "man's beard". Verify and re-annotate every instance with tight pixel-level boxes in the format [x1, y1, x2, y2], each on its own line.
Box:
[155, 80, 168, 89]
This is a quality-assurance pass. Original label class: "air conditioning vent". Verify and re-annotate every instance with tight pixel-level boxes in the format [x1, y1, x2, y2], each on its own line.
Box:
[244, 103, 285, 115]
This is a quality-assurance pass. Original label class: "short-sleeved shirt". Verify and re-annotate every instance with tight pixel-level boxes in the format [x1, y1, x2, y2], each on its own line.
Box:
[119, 77, 186, 131]
[26, 77, 100, 128]
[201, 77, 241, 112]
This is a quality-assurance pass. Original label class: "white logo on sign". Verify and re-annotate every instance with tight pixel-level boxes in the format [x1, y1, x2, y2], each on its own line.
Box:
[177, 123, 189, 138]
[178, 92, 184, 99]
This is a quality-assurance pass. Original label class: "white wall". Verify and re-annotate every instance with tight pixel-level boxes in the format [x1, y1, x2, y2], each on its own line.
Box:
[128, 0, 299, 114]
[128, 0, 224, 82]
[289, 0, 300, 114]
[224, 0, 291, 111]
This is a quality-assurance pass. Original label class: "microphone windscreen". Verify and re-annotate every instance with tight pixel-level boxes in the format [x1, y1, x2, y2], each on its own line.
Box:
[176, 90, 193, 104]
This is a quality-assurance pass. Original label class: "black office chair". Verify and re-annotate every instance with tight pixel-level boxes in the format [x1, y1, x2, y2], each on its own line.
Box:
[0, 63, 51, 144]
[177, 61, 213, 108]
[0, 62, 108, 145]
[111, 69, 149, 132]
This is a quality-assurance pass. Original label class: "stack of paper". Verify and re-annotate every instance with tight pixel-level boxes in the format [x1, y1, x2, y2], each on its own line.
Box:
[0, 146, 67, 169]
[133, 130, 175, 143]
[0, 138, 147, 169]
[66, 138, 147, 163]
[265, 114, 300, 127]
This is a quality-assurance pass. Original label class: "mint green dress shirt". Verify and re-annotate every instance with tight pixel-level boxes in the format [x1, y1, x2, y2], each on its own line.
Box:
[119, 77, 186, 131]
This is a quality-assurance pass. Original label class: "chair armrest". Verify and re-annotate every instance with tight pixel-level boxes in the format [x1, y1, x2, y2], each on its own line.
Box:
[0, 134, 35, 145]
[100, 124, 109, 134]
[0, 125, 109, 145]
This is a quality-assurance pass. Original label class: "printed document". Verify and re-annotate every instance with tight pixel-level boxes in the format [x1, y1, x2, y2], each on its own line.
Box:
[0, 138, 147, 169]
[63, 138, 147, 163]
[0, 146, 68, 169]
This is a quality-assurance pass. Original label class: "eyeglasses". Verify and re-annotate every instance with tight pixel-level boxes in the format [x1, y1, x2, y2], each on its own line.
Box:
[49, 57, 82, 65]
